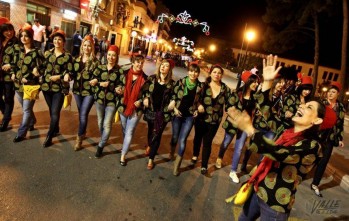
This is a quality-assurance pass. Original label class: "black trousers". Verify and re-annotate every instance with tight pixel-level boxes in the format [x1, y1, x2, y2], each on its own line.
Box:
[312, 142, 334, 186]
[198, 122, 219, 169]
[0, 81, 15, 124]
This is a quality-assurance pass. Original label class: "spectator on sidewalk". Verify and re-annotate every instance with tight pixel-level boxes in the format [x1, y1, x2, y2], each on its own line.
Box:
[44, 25, 52, 51]
[32, 18, 46, 52]
[250, 65, 258, 75]
[71, 30, 82, 57]
[99, 36, 109, 64]
[46, 25, 59, 50]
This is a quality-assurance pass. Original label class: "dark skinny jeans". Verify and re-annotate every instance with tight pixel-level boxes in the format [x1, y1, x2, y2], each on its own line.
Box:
[312, 142, 334, 186]
[43, 91, 64, 137]
[200, 122, 219, 169]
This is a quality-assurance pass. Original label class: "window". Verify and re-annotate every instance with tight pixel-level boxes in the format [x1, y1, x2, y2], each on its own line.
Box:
[27, 2, 50, 26]
[308, 68, 313, 76]
[328, 72, 333, 81]
[27, 2, 48, 15]
[280, 62, 285, 66]
[333, 74, 339, 81]
[322, 71, 328, 80]
[0, 1, 10, 18]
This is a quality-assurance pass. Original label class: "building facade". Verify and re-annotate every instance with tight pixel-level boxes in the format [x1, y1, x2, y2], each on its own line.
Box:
[0, 0, 165, 56]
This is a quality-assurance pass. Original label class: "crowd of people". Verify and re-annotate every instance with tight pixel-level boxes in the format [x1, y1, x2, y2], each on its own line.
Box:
[0, 17, 345, 220]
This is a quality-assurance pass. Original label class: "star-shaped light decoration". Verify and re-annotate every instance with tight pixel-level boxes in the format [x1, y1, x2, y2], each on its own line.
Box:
[156, 11, 210, 35]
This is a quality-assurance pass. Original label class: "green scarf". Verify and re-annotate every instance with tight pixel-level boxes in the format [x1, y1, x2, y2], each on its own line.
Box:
[183, 77, 197, 96]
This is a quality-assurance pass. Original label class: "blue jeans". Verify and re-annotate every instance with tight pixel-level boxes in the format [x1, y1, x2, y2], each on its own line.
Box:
[95, 103, 116, 148]
[43, 91, 64, 137]
[0, 81, 15, 123]
[241, 130, 275, 169]
[218, 131, 236, 159]
[231, 130, 248, 172]
[74, 94, 94, 136]
[120, 111, 141, 156]
[15, 91, 36, 137]
[239, 192, 289, 221]
[171, 116, 194, 157]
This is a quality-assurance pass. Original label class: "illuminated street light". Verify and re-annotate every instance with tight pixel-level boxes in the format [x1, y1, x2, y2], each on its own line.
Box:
[236, 28, 257, 89]
[245, 30, 256, 42]
[209, 44, 216, 52]
[130, 31, 137, 53]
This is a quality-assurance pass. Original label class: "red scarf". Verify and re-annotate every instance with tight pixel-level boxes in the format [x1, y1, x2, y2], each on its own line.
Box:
[123, 68, 145, 116]
[247, 128, 304, 191]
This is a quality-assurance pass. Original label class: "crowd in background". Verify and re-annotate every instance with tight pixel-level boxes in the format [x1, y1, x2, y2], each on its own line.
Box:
[0, 16, 345, 221]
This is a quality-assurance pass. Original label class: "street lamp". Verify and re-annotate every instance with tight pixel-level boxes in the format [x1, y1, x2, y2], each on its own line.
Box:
[242, 29, 256, 65]
[209, 44, 216, 52]
[236, 29, 256, 89]
[130, 31, 137, 53]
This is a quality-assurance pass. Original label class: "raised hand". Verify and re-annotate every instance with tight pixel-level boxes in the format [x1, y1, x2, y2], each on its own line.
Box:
[263, 54, 282, 81]
[227, 107, 255, 136]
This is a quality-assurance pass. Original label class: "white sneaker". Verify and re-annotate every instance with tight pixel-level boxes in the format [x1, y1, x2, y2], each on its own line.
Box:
[215, 158, 222, 169]
[229, 171, 240, 183]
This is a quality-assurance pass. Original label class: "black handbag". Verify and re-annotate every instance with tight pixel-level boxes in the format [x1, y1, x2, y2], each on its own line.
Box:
[143, 95, 157, 122]
[143, 108, 156, 122]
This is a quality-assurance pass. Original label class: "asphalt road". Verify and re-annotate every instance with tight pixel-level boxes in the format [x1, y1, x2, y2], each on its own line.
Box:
[1, 56, 348, 221]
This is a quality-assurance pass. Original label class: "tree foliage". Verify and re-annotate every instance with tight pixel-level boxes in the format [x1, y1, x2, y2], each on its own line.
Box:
[262, 0, 340, 93]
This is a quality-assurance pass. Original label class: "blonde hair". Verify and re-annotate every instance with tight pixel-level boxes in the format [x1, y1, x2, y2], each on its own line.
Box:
[79, 37, 95, 60]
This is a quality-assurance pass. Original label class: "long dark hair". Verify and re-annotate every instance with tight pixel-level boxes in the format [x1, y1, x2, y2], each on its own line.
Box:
[0, 23, 15, 41]
[18, 29, 35, 49]
[302, 98, 326, 139]
[296, 84, 313, 102]
[238, 74, 259, 103]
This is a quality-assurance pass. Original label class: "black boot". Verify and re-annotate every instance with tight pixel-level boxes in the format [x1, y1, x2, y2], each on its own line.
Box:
[0, 121, 9, 132]
[95, 146, 104, 158]
[42, 136, 53, 148]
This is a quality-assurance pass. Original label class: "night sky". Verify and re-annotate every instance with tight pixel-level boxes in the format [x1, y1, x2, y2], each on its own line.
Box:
[161, 0, 343, 69]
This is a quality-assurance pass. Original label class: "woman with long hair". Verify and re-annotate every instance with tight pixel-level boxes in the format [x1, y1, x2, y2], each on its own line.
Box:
[194, 64, 232, 175]
[280, 76, 313, 129]
[71, 35, 100, 150]
[0, 18, 20, 131]
[41, 30, 73, 147]
[228, 54, 336, 221]
[90, 45, 125, 158]
[11, 25, 44, 142]
[168, 62, 202, 176]
[215, 70, 259, 183]
[141, 59, 175, 170]
[310, 82, 345, 197]
[240, 74, 285, 172]
[118, 54, 147, 166]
